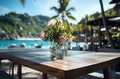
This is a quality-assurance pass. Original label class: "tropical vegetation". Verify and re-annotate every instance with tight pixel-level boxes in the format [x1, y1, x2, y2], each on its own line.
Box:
[50, 0, 76, 22]
[40, 19, 74, 45]
[0, 12, 49, 40]
[76, 8, 117, 35]
[0, 0, 119, 41]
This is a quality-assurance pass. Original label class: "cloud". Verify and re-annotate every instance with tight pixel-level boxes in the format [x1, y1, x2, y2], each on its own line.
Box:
[0, 6, 11, 15]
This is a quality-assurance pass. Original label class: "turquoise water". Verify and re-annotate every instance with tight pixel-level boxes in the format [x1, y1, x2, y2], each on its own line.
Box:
[0, 40, 85, 49]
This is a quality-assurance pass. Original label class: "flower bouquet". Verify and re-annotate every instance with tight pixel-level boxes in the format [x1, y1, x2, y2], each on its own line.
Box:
[40, 19, 74, 59]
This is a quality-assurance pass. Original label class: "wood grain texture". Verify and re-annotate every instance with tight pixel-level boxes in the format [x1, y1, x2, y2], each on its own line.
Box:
[0, 49, 120, 79]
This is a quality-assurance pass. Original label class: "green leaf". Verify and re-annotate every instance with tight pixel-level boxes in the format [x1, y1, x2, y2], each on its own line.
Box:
[66, 12, 76, 20]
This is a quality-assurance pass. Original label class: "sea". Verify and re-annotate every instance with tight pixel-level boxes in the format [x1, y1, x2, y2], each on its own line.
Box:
[0, 40, 85, 49]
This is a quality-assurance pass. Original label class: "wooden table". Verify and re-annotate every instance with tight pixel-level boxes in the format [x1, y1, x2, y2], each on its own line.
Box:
[0, 49, 120, 79]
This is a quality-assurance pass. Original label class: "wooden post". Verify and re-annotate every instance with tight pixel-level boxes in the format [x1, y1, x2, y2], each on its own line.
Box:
[90, 25, 93, 44]
[11, 62, 15, 77]
[42, 73, 47, 79]
[0, 58, 2, 69]
[103, 68, 112, 79]
[18, 64, 22, 79]
[99, 24, 102, 48]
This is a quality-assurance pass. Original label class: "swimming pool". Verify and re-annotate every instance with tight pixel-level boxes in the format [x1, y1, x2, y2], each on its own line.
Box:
[0, 40, 84, 49]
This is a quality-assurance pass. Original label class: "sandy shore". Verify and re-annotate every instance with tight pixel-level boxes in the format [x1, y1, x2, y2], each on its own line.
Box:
[1, 60, 120, 79]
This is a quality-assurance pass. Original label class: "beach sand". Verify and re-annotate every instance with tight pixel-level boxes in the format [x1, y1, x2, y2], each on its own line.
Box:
[1, 60, 120, 79]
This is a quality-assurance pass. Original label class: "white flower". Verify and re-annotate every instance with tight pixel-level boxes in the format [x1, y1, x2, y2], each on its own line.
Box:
[47, 19, 57, 28]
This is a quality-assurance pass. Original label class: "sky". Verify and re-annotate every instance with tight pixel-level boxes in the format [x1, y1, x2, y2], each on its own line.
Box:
[0, 0, 115, 24]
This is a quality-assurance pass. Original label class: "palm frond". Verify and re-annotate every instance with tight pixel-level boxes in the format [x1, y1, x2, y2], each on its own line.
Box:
[50, 7, 58, 11]
[20, 0, 25, 6]
[66, 7, 75, 12]
[50, 7, 61, 14]
[50, 15, 59, 20]
[20, 0, 36, 6]
[66, 12, 76, 21]
[59, 0, 65, 12]
[51, 0, 76, 22]
[64, 0, 70, 10]
[59, 0, 63, 9]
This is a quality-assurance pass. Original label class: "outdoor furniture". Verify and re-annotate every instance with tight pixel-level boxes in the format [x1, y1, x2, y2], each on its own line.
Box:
[0, 69, 14, 79]
[0, 57, 17, 78]
[0, 49, 120, 79]
[0, 58, 3, 68]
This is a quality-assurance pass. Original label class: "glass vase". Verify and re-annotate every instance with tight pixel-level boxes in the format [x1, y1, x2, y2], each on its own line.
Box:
[50, 42, 67, 60]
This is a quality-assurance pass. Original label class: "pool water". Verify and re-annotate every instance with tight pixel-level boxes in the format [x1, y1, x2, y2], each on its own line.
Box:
[0, 40, 85, 49]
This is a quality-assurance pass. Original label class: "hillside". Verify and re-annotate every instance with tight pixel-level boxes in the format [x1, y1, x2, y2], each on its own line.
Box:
[0, 12, 50, 40]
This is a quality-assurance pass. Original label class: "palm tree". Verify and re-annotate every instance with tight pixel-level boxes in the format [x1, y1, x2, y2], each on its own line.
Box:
[50, 0, 76, 22]
[50, 0, 76, 50]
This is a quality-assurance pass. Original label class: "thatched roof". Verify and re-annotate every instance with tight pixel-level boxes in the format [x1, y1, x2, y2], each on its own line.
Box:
[86, 16, 120, 27]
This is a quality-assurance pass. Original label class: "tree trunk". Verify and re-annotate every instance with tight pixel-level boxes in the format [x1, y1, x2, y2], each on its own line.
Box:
[99, 0, 114, 48]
